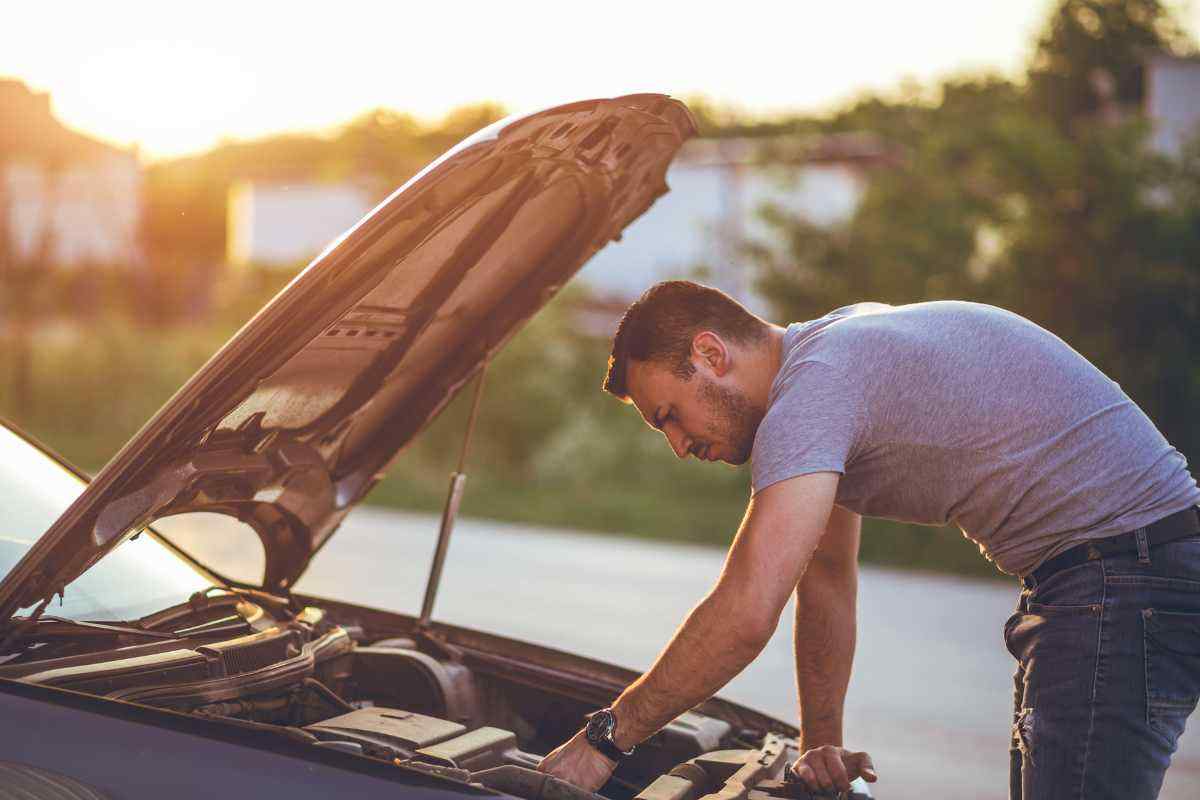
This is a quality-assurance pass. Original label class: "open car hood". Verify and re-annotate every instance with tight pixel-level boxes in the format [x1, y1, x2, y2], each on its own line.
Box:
[0, 94, 696, 621]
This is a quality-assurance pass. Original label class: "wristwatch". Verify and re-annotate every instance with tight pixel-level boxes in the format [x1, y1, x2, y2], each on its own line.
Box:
[585, 707, 635, 762]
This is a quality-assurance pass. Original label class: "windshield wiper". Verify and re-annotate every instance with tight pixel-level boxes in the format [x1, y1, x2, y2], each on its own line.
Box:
[1, 615, 186, 648]
[34, 616, 187, 639]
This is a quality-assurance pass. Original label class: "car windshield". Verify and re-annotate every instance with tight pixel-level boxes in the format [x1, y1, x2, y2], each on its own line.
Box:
[0, 424, 211, 621]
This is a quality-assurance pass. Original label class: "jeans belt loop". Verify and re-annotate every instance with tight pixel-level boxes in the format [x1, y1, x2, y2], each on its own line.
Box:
[1135, 526, 1151, 565]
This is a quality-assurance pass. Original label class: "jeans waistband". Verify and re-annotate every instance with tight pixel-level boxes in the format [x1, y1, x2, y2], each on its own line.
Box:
[1023, 505, 1200, 589]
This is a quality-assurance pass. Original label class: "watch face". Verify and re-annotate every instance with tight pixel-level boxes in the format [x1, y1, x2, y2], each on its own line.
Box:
[586, 709, 615, 744]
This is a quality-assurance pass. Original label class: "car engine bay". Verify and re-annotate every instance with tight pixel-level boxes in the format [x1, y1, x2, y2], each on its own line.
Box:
[0, 590, 845, 800]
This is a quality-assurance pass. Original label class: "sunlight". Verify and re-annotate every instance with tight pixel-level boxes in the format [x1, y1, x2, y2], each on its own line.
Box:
[73, 41, 257, 155]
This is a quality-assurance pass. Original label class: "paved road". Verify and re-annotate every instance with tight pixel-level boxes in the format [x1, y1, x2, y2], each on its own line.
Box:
[167, 507, 1198, 799]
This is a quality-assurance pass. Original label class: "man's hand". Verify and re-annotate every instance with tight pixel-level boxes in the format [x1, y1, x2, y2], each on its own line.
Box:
[536, 729, 616, 793]
[789, 745, 877, 794]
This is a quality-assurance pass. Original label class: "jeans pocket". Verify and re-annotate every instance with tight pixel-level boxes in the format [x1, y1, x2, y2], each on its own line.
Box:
[1029, 561, 1103, 608]
[1143, 608, 1200, 743]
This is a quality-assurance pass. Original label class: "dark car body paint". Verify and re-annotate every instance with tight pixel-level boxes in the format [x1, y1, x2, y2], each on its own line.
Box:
[0, 677, 495, 799]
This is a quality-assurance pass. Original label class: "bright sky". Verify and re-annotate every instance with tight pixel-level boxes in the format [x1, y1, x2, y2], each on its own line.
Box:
[4, 1, 1198, 161]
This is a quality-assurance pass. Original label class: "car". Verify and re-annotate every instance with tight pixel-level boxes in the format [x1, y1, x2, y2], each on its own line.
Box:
[0, 94, 872, 800]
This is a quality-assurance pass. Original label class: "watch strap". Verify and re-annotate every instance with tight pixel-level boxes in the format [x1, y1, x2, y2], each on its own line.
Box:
[591, 734, 628, 762]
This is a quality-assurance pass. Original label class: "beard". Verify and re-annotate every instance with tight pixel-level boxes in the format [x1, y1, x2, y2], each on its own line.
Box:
[696, 376, 765, 465]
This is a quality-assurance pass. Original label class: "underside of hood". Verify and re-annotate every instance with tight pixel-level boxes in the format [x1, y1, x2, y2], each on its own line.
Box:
[0, 94, 697, 621]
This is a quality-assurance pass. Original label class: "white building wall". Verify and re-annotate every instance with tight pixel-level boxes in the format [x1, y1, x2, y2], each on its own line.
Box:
[227, 181, 376, 268]
[1145, 55, 1200, 158]
[2, 153, 142, 268]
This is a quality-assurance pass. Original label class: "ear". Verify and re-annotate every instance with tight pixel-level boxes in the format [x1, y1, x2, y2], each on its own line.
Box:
[691, 331, 731, 377]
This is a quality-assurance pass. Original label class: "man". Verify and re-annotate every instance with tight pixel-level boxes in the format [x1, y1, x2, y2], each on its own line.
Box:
[535, 281, 1200, 799]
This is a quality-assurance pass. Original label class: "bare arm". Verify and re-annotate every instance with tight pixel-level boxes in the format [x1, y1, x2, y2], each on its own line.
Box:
[789, 505, 876, 793]
[537, 473, 840, 791]
[795, 505, 860, 749]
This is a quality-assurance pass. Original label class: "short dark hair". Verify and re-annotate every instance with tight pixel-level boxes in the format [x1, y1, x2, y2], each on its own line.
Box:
[603, 281, 767, 401]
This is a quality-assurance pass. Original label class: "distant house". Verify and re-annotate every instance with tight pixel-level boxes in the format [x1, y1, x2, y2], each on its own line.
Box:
[0, 80, 142, 269]
[1143, 53, 1200, 158]
[226, 180, 378, 269]
[576, 133, 900, 316]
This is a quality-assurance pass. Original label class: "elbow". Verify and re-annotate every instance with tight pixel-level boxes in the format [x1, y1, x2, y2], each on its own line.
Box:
[699, 581, 780, 656]
[700, 585, 779, 656]
[729, 606, 776, 655]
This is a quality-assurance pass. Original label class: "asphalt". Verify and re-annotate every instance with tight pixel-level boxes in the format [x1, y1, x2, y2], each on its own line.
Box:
[165, 506, 1199, 800]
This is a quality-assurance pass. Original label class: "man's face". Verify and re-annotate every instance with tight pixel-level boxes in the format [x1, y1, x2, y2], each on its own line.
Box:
[626, 357, 764, 466]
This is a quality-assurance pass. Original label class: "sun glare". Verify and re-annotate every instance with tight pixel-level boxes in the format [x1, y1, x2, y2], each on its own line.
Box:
[72, 42, 257, 155]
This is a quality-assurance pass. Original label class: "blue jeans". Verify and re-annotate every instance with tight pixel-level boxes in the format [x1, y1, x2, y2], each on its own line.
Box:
[1005, 533, 1200, 799]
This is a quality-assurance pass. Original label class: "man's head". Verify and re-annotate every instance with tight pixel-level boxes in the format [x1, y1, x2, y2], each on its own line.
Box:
[603, 281, 775, 465]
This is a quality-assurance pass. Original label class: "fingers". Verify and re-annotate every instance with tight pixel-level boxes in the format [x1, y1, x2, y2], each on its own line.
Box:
[791, 746, 877, 794]
[845, 750, 878, 783]
[791, 746, 845, 793]
[825, 754, 851, 792]
[789, 760, 818, 791]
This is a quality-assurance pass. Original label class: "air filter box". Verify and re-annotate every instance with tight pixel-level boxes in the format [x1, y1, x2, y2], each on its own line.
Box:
[305, 707, 466, 757]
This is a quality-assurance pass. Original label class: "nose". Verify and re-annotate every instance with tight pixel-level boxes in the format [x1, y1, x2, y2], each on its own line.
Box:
[664, 422, 692, 460]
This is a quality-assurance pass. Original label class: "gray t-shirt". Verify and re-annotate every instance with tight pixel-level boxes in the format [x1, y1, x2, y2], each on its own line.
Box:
[750, 301, 1200, 576]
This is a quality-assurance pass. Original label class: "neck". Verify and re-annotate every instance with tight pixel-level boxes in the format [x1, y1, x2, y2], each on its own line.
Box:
[745, 324, 787, 409]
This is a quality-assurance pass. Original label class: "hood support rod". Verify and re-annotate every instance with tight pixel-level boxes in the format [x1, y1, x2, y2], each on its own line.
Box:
[419, 362, 489, 628]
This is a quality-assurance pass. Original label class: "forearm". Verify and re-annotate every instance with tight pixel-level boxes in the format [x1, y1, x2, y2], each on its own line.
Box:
[794, 565, 857, 750]
[610, 586, 772, 749]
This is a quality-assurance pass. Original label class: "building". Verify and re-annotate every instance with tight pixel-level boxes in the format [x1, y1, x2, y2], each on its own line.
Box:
[1143, 54, 1200, 158]
[226, 180, 379, 269]
[0, 80, 142, 270]
[576, 133, 900, 316]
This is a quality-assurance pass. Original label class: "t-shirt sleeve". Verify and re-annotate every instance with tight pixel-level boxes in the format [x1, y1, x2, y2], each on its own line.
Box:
[750, 360, 866, 494]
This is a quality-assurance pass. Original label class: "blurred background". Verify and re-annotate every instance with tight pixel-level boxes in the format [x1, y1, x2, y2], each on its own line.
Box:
[1, 0, 1198, 577]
